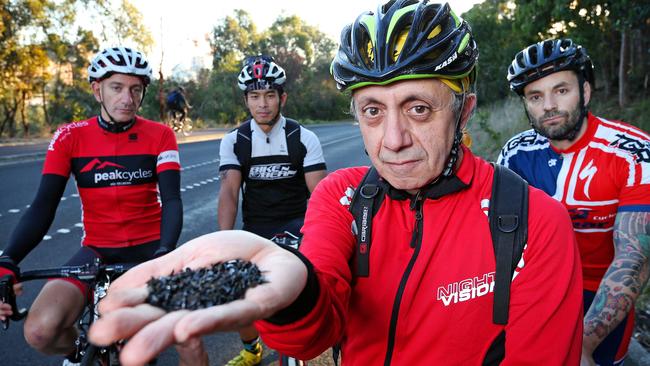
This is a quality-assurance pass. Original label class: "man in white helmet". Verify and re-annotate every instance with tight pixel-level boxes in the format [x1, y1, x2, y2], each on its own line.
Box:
[218, 55, 327, 366]
[0, 46, 184, 365]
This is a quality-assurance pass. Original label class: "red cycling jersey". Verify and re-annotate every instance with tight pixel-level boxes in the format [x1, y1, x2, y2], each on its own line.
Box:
[43, 116, 180, 248]
[498, 113, 650, 291]
[258, 147, 583, 365]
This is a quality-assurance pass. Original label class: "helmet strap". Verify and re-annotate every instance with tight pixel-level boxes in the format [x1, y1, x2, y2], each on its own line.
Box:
[97, 85, 144, 130]
[442, 95, 466, 177]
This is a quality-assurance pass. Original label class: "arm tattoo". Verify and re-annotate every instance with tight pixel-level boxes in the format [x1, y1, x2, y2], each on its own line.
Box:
[584, 211, 650, 344]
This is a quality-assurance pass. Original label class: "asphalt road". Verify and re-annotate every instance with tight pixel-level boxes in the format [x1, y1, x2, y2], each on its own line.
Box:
[0, 123, 648, 365]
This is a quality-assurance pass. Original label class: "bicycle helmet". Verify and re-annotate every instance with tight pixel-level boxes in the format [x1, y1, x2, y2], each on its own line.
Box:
[331, 0, 478, 92]
[238, 55, 287, 93]
[507, 38, 594, 95]
[88, 46, 152, 85]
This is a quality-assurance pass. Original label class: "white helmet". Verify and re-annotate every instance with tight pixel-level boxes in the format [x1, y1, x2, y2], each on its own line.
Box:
[237, 55, 286, 92]
[88, 47, 152, 85]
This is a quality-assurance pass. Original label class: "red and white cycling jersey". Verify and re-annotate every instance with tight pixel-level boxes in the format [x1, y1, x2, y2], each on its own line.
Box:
[499, 113, 650, 290]
[43, 116, 181, 248]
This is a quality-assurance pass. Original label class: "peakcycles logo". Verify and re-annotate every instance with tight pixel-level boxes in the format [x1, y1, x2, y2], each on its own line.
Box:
[249, 163, 297, 180]
[75, 157, 155, 187]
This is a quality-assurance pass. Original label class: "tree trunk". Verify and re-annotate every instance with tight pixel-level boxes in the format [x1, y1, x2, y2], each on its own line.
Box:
[20, 90, 28, 136]
[618, 29, 628, 108]
[158, 69, 165, 122]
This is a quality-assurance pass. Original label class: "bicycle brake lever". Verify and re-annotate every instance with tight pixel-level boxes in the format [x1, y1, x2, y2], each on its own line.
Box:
[0, 275, 23, 330]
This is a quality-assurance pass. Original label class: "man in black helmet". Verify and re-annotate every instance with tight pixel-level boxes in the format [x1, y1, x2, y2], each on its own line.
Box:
[218, 55, 327, 366]
[88, 3, 583, 366]
[498, 38, 650, 366]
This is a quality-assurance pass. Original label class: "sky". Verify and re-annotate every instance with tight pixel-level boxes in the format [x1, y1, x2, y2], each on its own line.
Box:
[128, 0, 485, 76]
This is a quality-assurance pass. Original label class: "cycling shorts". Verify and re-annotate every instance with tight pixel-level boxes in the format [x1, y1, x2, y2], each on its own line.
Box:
[243, 217, 304, 241]
[50, 240, 159, 300]
[584, 289, 636, 365]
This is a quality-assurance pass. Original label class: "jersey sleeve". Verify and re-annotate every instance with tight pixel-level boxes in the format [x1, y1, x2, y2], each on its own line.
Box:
[618, 145, 650, 210]
[219, 130, 241, 171]
[156, 127, 181, 173]
[300, 127, 327, 172]
[42, 124, 74, 177]
[502, 187, 583, 365]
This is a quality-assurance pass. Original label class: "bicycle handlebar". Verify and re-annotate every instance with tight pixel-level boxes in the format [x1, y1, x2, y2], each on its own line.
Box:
[1, 260, 138, 330]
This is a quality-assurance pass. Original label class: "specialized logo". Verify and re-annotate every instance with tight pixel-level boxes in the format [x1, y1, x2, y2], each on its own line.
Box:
[249, 163, 296, 180]
[578, 159, 597, 199]
[437, 272, 495, 306]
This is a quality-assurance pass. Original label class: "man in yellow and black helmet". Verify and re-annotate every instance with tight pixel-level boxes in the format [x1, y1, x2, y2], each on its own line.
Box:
[86, 2, 583, 365]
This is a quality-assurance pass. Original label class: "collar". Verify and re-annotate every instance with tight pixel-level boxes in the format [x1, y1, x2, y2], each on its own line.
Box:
[550, 112, 597, 154]
[97, 115, 137, 133]
[385, 145, 474, 201]
[251, 115, 286, 137]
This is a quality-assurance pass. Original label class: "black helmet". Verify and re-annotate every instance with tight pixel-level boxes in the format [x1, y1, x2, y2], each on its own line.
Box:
[331, 1, 478, 92]
[507, 38, 594, 95]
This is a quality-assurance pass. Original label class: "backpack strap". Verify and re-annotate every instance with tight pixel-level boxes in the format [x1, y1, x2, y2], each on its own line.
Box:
[284, 118, 305, 171]
[489, 163, 529, 325]
[348, 167, 385, 277]
[233, 120, 253, 182]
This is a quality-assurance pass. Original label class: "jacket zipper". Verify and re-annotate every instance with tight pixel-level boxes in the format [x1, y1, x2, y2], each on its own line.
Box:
[383, 192, 424, 366]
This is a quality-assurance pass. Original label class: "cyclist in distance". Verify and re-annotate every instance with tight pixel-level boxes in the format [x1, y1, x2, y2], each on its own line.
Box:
[0, 47, 192, 365]
[89, 2, 583, 365]
[498, 39, 650, 366]
[166, 86, 191, 122]
[217, 55, 327, 366]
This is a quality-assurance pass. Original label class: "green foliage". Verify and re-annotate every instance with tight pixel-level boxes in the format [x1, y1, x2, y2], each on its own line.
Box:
[0, 0, 153, 137]
[467, 96, 529, 160]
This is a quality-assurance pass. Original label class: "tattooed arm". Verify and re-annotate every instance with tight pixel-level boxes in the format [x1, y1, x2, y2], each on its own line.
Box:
[582, 211, 650, 365]
[217, 169, 242, 230]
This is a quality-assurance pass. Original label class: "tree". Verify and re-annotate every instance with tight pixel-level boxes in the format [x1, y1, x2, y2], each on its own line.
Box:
[0, 0, 153, 137]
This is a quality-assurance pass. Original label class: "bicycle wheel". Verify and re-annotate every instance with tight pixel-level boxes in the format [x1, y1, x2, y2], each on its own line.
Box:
[181, 118, 193, 136]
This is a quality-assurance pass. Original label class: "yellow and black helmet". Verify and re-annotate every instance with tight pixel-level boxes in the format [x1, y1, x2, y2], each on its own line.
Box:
[331, 1, 478, 92]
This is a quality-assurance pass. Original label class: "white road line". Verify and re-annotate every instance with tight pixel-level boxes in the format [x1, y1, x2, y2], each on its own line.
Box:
[74, 223, 83, 228]
[321, 134, 360, 147]
[57, 228, 70, 234]
[8, 209, 19, 213]
[43, 235, 52, 240]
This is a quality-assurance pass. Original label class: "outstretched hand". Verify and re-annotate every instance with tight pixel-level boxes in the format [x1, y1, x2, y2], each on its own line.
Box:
[88, 230, 308, 366]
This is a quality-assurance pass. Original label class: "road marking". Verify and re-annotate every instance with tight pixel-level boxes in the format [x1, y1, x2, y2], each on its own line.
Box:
[8, 209, 19, 213]
[321, 134, 360, 147]
[43, 235, 52, 240]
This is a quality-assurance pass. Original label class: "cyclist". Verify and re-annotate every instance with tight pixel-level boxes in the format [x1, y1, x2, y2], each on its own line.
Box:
[498, 39, 650, 366]
[88, 3, 583, 366]
[0, 47, 185, 365]
[218, 55, 327, 366]
[166, 86, 190, 122]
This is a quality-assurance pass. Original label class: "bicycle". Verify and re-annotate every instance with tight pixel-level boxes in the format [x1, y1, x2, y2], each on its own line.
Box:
[269, 231, 307, 366]
[0, 258, 144, 365]
[167, 109, 192, 137]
